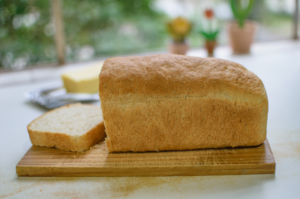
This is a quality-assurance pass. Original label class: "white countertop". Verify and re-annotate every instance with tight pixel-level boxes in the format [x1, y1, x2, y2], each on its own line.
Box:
[1, 41, 300, 199]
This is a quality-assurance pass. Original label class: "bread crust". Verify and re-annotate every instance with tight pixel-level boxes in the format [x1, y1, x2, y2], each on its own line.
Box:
[27, 104, 106, 152]
[99, 54, 268, 152]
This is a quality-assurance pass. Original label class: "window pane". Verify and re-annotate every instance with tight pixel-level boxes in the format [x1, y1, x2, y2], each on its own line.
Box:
[250, 0, 293, 40]
[63, 0, 294, 62]
[0, 0, 55, 70]
[63, 0, 168, 62]
[1, 0, 295, 69]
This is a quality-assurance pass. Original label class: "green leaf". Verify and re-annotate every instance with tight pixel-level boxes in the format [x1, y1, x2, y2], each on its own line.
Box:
[230, 0, 254, 28]
[200, 30, 219, 41]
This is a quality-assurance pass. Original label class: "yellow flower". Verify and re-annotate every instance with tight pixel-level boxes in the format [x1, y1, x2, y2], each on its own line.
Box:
[167, 17, 192, 42]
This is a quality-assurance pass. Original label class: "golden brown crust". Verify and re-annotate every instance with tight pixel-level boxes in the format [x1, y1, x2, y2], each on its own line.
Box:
[81, 122, 106, 150]
[99, 54, 268, 152]
[28, 122, 105, 152]
[99, 54, 267, 101]
[27, 104, 106, 152]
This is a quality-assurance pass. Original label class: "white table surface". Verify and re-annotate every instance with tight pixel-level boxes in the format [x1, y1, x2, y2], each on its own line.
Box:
[0, 41, 300, 199]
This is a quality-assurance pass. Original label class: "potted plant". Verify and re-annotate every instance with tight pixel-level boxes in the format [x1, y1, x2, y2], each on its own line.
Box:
[228, 0, 256, 54]
[200, 9, 219, 57]
[167, 17, 192, 55]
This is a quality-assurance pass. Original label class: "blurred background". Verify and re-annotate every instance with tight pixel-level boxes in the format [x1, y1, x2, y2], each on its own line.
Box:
[0, 0, 298, 70]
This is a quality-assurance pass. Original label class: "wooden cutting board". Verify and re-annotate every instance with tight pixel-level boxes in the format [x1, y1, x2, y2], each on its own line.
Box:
[16, 139, 275, 177]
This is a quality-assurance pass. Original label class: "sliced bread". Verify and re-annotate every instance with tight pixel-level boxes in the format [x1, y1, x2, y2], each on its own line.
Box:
[27, 103, 105, 152]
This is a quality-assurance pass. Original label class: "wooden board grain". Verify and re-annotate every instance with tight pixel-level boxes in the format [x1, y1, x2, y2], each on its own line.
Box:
[16, 139, 275, 177]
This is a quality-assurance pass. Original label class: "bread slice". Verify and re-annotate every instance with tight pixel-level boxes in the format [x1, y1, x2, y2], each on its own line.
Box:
[27, 103, 105, 152]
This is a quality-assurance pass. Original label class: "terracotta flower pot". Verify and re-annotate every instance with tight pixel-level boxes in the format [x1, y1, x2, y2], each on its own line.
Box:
[169, 42, 189, 55]
[205, 40, 217, 57]
[227, 21, 257, 54]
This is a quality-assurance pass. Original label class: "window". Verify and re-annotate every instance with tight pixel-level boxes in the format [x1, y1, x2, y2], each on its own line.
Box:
[62, 0, 168, 62]
[0, 0, 298, 70]
[0, 0, 55, 69]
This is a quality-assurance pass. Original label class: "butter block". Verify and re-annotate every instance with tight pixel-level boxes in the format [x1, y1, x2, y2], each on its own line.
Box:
[61, 62, 104, 93]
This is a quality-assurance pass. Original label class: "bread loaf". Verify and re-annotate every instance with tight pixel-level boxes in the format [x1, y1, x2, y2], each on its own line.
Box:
[99, 54, 268, 152]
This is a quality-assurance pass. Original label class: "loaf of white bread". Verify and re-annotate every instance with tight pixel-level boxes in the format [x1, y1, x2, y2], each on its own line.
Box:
[27, 103, 105, 152]
[99, 54, 268, 152]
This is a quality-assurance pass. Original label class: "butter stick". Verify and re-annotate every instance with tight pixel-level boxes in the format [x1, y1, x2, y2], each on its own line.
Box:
[62, 62, 104, 93]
